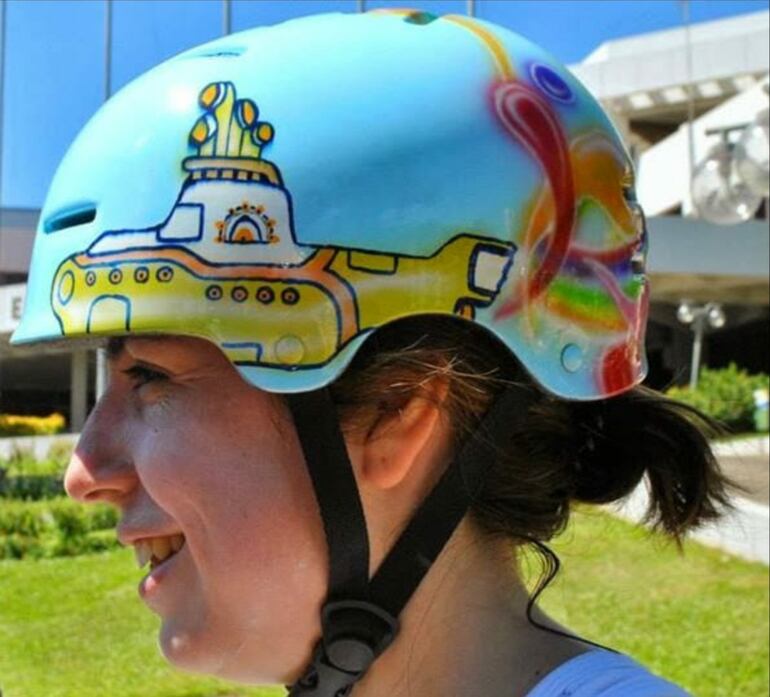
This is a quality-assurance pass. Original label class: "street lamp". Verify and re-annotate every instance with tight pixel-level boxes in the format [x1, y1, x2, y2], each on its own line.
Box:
[691, 125, 765, 225]
[682, 0, 768, 225]
[677, 301, 726, 388]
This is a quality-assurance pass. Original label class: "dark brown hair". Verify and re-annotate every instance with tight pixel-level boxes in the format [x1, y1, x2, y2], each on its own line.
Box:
[330, 315, 732, 546]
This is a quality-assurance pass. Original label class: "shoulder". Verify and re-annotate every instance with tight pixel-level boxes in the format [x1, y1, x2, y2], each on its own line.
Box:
[524, 650, 692, 697]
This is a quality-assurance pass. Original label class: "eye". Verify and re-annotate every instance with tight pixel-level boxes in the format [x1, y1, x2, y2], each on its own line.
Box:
[122, 364, 169, 389]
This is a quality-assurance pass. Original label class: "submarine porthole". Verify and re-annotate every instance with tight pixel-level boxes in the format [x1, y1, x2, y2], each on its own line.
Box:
[206, 285, 223, 301]
[232, 286, 248, 302]
[281, 287, 300, 305]
[58, 271, 75, 305]
[257, 286, 274, 304]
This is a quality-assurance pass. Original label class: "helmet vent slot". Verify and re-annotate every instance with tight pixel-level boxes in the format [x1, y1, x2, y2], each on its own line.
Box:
[44, 204, 97, 234]
[403, 11, 439, 25]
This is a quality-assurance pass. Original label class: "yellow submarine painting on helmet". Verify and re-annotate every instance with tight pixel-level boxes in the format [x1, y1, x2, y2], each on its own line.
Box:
[50, 81, 516, 371]
[15, 10, 649, 400]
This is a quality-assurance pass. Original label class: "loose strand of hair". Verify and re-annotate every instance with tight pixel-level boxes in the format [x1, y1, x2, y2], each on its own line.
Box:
[523, 538, 619, 654]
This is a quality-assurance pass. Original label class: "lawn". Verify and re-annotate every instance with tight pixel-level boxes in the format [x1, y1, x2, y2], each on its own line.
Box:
[0, 509, 767, 697]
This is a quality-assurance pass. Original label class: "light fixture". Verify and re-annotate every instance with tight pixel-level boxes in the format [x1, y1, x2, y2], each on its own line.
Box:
[691, 137, 764, 225]
[734, 107, 770, 198]
[707, 304, 726, 329]
[676, 301, 727, 388]
[676, 301, 695, 324]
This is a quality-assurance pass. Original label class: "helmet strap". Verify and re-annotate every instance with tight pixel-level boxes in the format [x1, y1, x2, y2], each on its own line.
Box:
[286, 385, 534, 696]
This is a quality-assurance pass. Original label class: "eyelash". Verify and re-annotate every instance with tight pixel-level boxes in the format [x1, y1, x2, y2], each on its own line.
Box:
[122, 365, 168, 389]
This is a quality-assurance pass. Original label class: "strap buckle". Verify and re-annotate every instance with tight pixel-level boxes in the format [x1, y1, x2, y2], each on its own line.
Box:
[289, 600, 399, 696]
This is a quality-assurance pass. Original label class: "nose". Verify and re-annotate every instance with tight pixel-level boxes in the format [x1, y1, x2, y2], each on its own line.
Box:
[64, 392, 137, 504]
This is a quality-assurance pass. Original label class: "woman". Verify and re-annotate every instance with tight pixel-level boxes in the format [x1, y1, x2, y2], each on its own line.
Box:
[13, 9, 728, 696]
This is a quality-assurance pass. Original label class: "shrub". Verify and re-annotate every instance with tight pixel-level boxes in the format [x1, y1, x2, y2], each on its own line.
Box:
[0, 474, 64, 500]
[667, 363, 770, 433]
[0, 447, 68, 500]
[0, 497, 119, 560]
[47, 497, 119, 536]
[2, 445, 37, 474]
[88, 504, 120, 530]
[0, 501, 48, 537]
[49, 499, 89, 537]
[0, 413, 66, 437]
[46, 438, 75, 468]
[1, 444, 70, 477]
[1, 534, 46, 560]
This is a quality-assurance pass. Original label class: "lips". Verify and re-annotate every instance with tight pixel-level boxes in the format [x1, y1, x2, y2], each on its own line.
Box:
[116, 527, 188, 604]
[130, 534, 187, 604]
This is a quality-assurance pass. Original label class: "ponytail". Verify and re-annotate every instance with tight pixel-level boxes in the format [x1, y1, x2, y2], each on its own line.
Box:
[330, 316, 733, 546]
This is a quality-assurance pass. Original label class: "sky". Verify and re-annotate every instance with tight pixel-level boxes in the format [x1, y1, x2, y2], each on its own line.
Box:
[1, 0, 769, 209]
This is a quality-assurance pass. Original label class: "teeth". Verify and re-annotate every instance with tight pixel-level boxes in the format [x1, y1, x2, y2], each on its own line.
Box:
[134, 540, 152, 569]
[151, 536, 171, 562]
[134, 534, 185, 569]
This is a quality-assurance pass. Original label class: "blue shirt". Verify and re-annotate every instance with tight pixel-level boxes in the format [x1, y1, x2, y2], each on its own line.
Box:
[526, 650, 692, 696]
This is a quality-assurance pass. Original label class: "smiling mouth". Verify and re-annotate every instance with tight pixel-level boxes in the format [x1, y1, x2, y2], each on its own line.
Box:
[134, 533, 186, 570]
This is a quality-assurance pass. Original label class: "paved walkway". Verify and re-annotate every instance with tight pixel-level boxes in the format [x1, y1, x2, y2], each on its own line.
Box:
[719, 454, 769, 506]
[613, 439, 769, 565]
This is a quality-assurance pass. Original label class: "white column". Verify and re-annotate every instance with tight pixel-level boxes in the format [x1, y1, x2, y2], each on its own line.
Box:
[95, 347, 108, 399]
[0, 349, 4, 411]
[70, 349, 88, 432]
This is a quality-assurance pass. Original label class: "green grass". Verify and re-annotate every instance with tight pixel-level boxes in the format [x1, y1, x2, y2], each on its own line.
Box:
[539, 509, 769, 697]
[1, 509, 767, 697]
[0, 549, 281, 697]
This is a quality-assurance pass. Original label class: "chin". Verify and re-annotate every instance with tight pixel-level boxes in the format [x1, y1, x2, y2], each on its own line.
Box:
[158, 618, 228, 676]
[157, 619, 281, 684]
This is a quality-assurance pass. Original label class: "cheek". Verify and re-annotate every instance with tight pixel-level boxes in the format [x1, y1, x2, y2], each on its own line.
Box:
[133, 387, 296, 510]
[156, 443, 327, 681]
[132, 389, 326, 587]
[139, 420, 315, 542]
[202, 437, 326, 589]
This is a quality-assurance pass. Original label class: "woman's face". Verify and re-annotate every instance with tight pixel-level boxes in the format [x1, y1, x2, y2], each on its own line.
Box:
[64, 335, 328, 683]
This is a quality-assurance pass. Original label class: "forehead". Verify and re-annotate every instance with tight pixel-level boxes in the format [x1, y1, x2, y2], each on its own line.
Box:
[106, 335, 222, 362]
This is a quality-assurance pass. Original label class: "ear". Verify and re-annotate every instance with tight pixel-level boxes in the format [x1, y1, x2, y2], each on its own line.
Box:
[358, 378, 450, 491]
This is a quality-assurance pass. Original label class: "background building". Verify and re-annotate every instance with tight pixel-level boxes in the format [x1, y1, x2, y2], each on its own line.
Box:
[1, 0, 768, 431]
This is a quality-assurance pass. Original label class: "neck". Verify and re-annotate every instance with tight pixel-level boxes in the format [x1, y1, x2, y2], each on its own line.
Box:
[353, 518, 588, 697]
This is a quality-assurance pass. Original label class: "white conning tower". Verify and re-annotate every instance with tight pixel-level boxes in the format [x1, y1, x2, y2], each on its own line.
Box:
[88, 81, 313, 266]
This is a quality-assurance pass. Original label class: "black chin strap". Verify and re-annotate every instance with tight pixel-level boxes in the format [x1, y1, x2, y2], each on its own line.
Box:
[286, 385, 533, 696]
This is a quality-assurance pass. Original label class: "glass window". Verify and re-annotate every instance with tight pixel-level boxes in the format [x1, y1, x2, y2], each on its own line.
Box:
[111, 0, 222, 93]
[2, 0, 104, 209]
[233, 0, 357, 31]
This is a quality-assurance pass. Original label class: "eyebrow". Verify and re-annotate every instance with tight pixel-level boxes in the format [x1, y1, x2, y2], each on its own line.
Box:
[106, 337, 126, 360]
